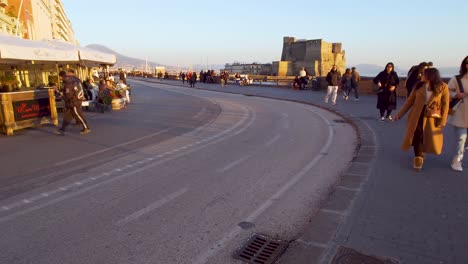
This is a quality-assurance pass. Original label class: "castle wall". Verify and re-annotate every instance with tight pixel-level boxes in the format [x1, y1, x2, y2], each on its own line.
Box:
[276, 36, 346, 77]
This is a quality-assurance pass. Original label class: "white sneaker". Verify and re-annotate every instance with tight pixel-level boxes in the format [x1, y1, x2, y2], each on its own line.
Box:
[387, 116, 393, 121]
[451, 159, 463, 172]
[380, 117, 385, 122]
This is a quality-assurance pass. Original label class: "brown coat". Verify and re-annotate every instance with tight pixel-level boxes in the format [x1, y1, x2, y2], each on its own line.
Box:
[396, 83, 450, 154]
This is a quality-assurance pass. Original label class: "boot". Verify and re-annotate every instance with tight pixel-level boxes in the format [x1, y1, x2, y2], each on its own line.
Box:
[451, 156, 463, 172]
[413, 156, 424, 171]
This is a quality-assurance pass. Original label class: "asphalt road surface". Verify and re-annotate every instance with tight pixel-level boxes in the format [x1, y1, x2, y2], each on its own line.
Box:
[0, 80, 356, 264]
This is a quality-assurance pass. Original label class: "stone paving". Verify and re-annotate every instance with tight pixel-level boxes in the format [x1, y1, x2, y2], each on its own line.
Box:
[133, 78, 468, 264]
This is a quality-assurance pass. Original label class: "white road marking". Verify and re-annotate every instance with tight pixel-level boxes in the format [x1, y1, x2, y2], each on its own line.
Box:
[193, 107, 207, 119]
[217, 156, 251, 174]
[0, 104, 255, 224]
[193, 106, 334, 264]
[264, 134, 281, 147]
[116, 188, 188, 225]
[55, 128, 171, 166]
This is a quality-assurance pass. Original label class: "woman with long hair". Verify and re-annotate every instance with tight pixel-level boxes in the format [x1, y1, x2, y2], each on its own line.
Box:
[447, 56, 468, 171]
[394, 68, 450, 171]
[340, 68, 352, 101]
[374, 62, 399, 121]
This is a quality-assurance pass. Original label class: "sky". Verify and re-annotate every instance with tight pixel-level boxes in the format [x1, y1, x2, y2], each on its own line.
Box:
[62, 0, 467, 70]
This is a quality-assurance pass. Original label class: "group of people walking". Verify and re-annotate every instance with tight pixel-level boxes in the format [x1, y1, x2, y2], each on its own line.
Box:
[324, 57, 467, 172]
[394, 56, 468, 172]
[324, 65, 360, 105]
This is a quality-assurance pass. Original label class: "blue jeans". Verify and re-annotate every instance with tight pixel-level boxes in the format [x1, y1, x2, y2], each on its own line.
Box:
[454, 126, 467, 161]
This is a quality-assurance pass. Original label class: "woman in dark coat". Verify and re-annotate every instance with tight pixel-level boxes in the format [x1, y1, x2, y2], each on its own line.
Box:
[374, 62, 400, 121]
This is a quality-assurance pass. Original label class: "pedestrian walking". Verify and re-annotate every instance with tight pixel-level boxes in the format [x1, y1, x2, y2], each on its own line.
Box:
[324, 65, 340, 105]
[447, 56, 468, 172]
[406, 62, 429, 97]
[220, 71, 229, 87]
[55, 69, 91, 135]
[181, 72, 186, 84]
[119, 69, 127, 85]
[350, 67, 360, 100]
[190, 71, 197, 88]
[393, 68, 450, 171]
[374, 62, 399, 121]
[340, 68, 352, 101]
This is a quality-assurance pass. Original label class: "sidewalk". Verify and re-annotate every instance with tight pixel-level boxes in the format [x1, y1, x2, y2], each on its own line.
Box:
[134, 78, 467, 264]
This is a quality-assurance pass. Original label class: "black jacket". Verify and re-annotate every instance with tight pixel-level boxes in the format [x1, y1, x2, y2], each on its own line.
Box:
[61, 75, 83, 107]
[326, 70, 340, 86]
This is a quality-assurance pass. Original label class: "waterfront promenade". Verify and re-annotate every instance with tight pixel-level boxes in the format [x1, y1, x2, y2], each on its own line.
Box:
[136, 77, 468, 264]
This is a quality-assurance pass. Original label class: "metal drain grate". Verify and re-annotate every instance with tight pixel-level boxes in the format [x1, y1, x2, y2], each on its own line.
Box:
[331, 246, 399, 264]
[233, 233, 288, 264]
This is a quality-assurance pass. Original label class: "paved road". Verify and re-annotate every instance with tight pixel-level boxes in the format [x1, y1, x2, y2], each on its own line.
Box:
[0, 81, 356, 263]
[144, 78, 468, 264]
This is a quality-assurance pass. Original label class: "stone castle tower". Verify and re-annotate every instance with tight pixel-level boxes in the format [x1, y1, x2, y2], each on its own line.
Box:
[272, 36, 346, 77]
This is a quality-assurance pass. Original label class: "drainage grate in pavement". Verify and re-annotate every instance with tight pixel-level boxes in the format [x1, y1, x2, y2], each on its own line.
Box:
[334, 119, 348, 123]
[331, 246, 399, 264]
[233, 233, 288, 264]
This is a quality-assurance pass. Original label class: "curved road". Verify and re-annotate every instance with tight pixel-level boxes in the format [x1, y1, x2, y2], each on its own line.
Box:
[0, 80, 357, 264]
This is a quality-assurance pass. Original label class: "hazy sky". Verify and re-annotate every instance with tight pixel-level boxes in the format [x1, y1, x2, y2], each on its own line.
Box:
[62, 0, 466, 69]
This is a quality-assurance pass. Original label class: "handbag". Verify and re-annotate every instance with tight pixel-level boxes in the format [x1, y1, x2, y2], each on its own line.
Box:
[449, 75, 465, 115]
[425, 107, 441, 118]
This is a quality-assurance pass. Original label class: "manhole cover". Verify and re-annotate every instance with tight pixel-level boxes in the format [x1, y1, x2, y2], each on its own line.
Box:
[233, 233, 288, 264]
[334, 119, 348, 123]
[331, 246, 399, 264]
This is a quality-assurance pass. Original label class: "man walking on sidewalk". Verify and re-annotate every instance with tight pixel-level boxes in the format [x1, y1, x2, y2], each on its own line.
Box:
[350, 67, 360, 100]
[325, 65, 340, 105]
[55, 69, 91, 135]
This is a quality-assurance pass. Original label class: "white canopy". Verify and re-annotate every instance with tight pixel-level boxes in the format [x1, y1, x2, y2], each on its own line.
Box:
[0, 33, 78, 62]
[45, 39, 117, 65]
[0, 33, 116, 65]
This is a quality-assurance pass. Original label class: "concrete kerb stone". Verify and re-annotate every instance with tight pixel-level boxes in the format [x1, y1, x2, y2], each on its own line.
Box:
[133, 78, 379, 263]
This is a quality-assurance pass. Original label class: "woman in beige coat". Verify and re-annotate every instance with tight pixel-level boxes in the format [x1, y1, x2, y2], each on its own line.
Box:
[447, 56, 468, 172]
[394, 68, 450, 171]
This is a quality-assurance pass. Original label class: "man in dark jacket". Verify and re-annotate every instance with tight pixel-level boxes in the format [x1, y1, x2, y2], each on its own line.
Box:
[324, 65, 341, 105]
[56, 69, 91, 135]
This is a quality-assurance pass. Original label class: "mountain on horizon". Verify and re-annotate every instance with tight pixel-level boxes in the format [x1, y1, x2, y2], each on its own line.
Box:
[86, 44, 169, 71]
[86, 44, 223, 73]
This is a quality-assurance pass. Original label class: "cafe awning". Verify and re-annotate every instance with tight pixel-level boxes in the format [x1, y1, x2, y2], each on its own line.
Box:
[0, 33, 116, 65]
[0, 33, 78, 63]
[45, 39, 117, 65]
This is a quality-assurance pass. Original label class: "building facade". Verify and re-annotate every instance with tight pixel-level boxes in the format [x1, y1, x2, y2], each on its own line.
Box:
[272, 36, 346, 77]
[0, 0, 76, 43]
[224, 62, 272, 75]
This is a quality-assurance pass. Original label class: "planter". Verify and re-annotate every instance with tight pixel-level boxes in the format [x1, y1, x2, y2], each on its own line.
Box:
[111, 98, 125, 110]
